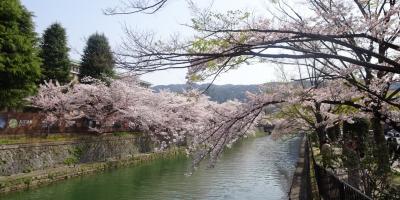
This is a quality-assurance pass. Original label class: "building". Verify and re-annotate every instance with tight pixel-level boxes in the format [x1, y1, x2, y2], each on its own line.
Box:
[69, 60, 80, 82]
[69, 61, 150, 87]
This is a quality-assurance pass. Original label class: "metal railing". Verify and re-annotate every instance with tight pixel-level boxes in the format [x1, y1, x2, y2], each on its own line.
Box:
[313, 164, 372, 200]
[309, 139, 373, 200]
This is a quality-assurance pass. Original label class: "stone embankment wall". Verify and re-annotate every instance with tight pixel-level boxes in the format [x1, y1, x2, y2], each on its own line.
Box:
[289, 136, 313, 200]
[0, 134, 152, 176]
[0, 134, 183, 194]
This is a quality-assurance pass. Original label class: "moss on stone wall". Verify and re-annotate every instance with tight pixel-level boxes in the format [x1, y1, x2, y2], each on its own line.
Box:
[0, 148, 184, 194]
[0, 133, 185, 195]
[0, 134, 153, 176]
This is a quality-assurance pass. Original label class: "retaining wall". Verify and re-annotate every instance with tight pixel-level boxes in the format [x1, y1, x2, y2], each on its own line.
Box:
[0, 134, 183, 194]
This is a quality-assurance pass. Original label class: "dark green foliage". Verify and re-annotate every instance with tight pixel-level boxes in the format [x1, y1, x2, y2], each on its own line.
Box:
[40, 23, 71, 84]
[343, 118, 370, 138]
[80, 33, 114, 80]
[0, 0, 41, 109]
[326, 124, 340, 142]
[343, 118, 369, 155]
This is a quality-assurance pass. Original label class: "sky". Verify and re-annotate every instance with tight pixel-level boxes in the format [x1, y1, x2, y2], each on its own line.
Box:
[21, 0, 293, 85]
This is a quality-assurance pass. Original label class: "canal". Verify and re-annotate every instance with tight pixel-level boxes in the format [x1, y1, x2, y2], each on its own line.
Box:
[1, 135, 301, 200]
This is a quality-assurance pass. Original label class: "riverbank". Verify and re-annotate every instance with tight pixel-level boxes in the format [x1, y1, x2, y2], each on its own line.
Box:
[0, 133, 183, 195]
[1, 135, 301, 200]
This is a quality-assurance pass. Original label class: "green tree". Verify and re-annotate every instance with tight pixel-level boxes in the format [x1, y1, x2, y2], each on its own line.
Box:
[80, 33, 114, 80]
[0, 0, 41, 110]
[40, 23, 70, 84]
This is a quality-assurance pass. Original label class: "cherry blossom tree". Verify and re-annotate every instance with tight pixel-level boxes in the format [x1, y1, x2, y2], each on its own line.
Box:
[33, 0, 400, 198]
[110, 0, 400, 179]
[31, 77, 270, 166]
[30, 72, 395, 197]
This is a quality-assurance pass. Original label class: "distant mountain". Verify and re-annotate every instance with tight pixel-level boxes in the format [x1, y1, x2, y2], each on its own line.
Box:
[152, 83, 266, 103]
[154, 81, 400, 103]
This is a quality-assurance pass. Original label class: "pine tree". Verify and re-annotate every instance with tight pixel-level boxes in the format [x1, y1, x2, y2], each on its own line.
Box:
[0, 0, 41, 110]
[80, 33, 114, 80]
[40, 23, 70, 84]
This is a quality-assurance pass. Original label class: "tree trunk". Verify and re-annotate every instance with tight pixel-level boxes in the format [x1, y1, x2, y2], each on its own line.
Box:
[370, 115, 390, 176]
[316, 126, 326, 149]
[314, 102, 326, 149]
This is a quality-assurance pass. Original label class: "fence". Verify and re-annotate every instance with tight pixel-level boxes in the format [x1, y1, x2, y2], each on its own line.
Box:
[0, 112, 126, 136]
[0, 112, 46, 135]
[309, 139, 373, 200]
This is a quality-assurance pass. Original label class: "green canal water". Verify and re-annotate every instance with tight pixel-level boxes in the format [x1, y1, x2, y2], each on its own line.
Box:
[1, 136, 301, 200]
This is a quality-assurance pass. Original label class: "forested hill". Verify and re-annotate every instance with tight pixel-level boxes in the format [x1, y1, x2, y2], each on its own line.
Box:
[152, 84, 262, 103]
[153, 82, 400, 103]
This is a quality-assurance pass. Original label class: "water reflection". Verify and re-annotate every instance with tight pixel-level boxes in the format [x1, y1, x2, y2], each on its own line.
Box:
[1, 136, 301, 200]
